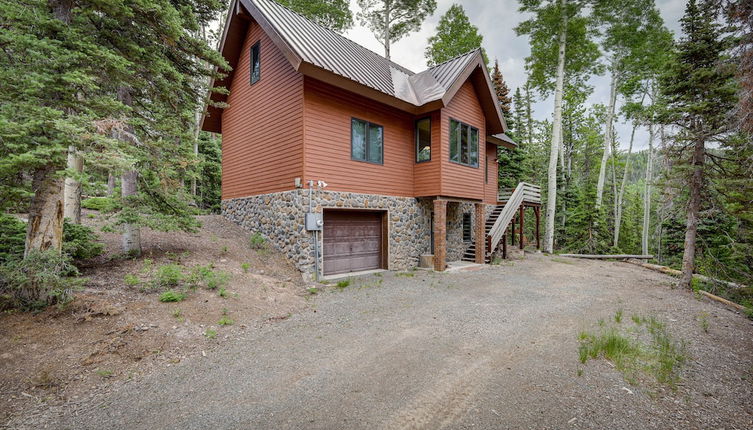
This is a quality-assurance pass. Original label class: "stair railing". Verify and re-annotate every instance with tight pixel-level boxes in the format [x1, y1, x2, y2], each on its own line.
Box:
[488, 182, 541, 254]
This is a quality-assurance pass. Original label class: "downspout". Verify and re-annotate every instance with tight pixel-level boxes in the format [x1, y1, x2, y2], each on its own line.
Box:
[309, 180, 320, 281]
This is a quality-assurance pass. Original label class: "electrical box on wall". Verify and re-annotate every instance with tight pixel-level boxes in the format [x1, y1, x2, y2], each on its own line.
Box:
[305, 213, 323, 231]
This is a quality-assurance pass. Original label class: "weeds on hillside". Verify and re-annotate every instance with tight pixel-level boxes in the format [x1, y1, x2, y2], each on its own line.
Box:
[578, 312, 687, 388]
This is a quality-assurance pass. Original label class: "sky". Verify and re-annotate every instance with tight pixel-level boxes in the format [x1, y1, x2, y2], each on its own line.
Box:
[343, 0, 688, 151]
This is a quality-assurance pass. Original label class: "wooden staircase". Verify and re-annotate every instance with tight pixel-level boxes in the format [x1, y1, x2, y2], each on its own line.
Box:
[461, 183, 541, 263]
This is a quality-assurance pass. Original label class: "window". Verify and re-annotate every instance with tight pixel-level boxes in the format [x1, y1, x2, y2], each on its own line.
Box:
[462, 213, 472, 242]
[415, 117, 431, 162]
[250, 41, 261, 84]
[449, 119, 479, 168]
[351, 118, 383, 164]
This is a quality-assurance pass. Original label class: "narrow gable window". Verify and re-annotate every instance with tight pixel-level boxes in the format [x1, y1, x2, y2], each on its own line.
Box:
[415, 117, 431, 162]
[250, 41, 261, 85]
[449, 118, 479, 168]
[351, 118, 383, 164]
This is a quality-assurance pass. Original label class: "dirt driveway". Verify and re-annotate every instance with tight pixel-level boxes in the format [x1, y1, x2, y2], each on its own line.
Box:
[10, 254, 753, 429]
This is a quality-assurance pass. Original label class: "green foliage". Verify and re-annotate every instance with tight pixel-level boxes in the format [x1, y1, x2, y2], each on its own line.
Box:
[123, 274, 140, 287]
[81, 197, 118, 212]
[578, 314, 686, 386]
[0, 250, 83, 310]
[217, 315, 234, 326]
[277, 0, 353, 32]
[249, 232, 267, 250]
[356, 0, 437, 55]
[188, 264, 230, 290]
[241, 262, 250, 273]
[153, 264, 184, 289]
[425, 4, 486, 66]
[204, 328, 217, 339]
[0, 214, 26, 264]
[63, 220, 103, 260]
[194, 132, 222, 213]
[335, 279, 351, 289]
[158, 290, 187, 303]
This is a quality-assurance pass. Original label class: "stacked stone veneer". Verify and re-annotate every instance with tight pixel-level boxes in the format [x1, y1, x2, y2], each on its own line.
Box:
[222, 189, 499, 279]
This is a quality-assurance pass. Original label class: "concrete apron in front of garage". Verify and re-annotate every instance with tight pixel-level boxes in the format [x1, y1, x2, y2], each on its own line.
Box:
[321, 260, 485, 280]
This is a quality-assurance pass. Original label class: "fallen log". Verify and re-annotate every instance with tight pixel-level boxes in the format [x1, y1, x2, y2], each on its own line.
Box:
[559, 254, 653, 260]
[698, 290, 748, 312]
[626, 260, 747, 290]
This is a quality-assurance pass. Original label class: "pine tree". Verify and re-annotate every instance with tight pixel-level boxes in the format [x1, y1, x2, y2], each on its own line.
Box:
[425, 4, 486, 66]
[278, 0, 353, 32]
[491, 60, 512, 115]
[658, 0, 738, 288]
[356, 0, 437, 60]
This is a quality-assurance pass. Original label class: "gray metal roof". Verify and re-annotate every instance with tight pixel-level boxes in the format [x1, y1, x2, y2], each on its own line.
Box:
[248, 0, 481, 106]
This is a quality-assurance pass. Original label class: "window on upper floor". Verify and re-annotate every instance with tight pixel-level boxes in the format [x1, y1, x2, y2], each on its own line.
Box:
[415, 117, 431, 163]
[250, 41, 261, 85]
[449, 119, 479, 168]
[351, 118, 383, 164]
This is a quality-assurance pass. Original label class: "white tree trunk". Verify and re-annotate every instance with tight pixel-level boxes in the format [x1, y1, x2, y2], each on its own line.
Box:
[383, 4, 391, 60]
[121, 170, 141, 256]
[544, 0, 568, 253]
[63, 145, 83, 223]
[596, 69, 618, 208]
[641, 123, 654, 256]
[613, 122, 637, 247]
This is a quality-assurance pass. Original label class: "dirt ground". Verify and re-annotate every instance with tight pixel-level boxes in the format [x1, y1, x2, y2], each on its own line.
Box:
[5, 252, 753, 429]
[0, 213, 308, 426]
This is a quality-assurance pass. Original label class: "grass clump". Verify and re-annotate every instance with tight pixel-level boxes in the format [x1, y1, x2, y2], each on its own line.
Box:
[241, 262, 250, 273]
[159, 290, 186, 303]
[307, 287, 319, 295]
[395, 272, 415, 278]
[123, 274, 140, 287]
[578, 313, 687, 387]
[188, 264, 230, 290]
[218, 287, 228, 298]
[335, 279, 351, 289]
[249, 232, 266, 250]
[614, 309, 623, 323]
[204, 328, 217, 339]
[153, 264, 184, 289]
[218, 316, 234, 326]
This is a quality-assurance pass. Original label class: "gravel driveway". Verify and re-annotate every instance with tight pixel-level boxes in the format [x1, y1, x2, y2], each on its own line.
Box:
[13, 254, 753, 429]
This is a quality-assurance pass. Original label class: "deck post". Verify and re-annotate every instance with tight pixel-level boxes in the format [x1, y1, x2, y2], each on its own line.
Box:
[502, 232, 508, 259]
[433, 199, 447, 271]
[511, 215, 516, 246]
[535, 206, 541, 250]
[474, 203, 485, 264]
[519, 205, 525, 250]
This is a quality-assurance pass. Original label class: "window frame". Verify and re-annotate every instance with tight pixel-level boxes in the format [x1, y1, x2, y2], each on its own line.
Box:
[449, 118, 480, 168]
[350, 117, 384, 165]
[415, 117, 431, 163]
[250, 41, 261, 85]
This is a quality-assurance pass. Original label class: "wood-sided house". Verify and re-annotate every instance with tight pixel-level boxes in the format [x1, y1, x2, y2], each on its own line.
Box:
[203, 0, 541, 280]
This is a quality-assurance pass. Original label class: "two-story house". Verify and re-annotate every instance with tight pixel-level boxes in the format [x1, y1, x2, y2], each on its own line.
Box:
[203, 0, 540, 280]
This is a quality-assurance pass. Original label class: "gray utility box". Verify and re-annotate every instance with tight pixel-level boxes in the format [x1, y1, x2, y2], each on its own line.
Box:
[305, 212, 323, 231]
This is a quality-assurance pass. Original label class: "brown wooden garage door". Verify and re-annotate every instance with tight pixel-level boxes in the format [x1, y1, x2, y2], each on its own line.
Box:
[323, 211, 383, 276]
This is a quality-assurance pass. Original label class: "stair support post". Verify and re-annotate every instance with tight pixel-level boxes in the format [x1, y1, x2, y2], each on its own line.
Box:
[535, 206, 541, 250]
[474, 203, 485, 264]
[502, 232, 508, 259]
[519, 205, 525, 250]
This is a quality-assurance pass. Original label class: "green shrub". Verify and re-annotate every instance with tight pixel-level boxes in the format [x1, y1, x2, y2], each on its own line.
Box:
[188, 264, 230, 290]
[249, 232, 266, 250]
[63, 220, 103, 260]
[154, 264, 184, 289]
[0, 214, 26, 264]
[0, 250, 84, 310]
[204, 328, 217, 339]
[158, 290, 186, 302]
[217, 315, 234, 326]
[81, 197, 118, 212]
[123, 274, 140, 286]
[336, 279, 350, 289]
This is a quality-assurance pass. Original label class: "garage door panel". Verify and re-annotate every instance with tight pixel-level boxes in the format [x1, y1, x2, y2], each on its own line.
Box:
[323, 211, 383, 276]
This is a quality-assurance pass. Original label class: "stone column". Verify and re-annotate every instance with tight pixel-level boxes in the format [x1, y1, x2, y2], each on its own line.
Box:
[433, 199, 447, 271]
[474, 203, 486, 264]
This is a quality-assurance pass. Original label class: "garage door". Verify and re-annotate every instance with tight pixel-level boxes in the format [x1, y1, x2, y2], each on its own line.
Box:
[323, 211, 383, 276]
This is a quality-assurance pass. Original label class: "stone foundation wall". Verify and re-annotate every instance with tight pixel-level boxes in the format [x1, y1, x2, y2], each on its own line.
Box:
[223, 190, 500, 279]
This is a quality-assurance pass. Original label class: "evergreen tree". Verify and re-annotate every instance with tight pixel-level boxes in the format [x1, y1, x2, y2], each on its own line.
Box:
[491, 60, 512, 115]
[658, 0, 738, 288]
[278, 0, 353, 32]
[425, 4, 486, 66]
[356, 0, 437, 60]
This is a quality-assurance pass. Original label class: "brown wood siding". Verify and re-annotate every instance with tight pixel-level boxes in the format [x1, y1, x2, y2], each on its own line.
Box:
[303, 77, 414, 196]
[484, 143, 498, 204]
[413, 110, 442, 197]
[440, 81, 486, 200]
[221, 20, 304, 199]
